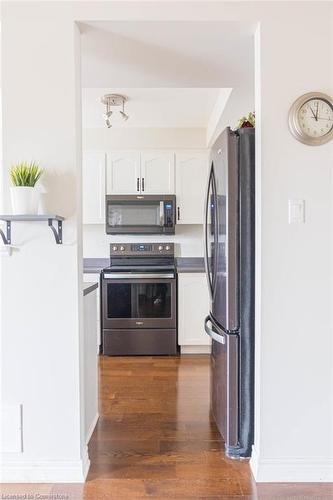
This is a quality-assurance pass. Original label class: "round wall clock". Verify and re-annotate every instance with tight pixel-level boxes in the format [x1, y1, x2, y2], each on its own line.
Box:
[288, 92, 333, 145]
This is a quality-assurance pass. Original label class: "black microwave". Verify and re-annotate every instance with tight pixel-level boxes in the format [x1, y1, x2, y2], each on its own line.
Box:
[105, 195, 176, 235]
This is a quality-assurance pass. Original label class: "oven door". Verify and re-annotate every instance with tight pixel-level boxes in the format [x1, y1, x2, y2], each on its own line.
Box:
[102, 273, 176, 330]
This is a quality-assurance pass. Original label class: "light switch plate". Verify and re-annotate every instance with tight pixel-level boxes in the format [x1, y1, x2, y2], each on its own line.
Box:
[288, 199, 305, 224]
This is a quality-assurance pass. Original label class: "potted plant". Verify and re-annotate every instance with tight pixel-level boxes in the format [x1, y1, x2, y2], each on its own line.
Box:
[236, 111, 255, 129]
[10, 161, 43, 215]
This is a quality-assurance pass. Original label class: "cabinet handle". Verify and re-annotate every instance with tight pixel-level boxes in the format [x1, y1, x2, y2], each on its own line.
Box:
[137, 178, 140, 192]
[142, 178, 145, 192]
[177, 206, 180, 221]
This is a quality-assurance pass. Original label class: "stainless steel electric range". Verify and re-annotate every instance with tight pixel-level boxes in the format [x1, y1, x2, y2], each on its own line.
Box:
[101, 243, 177, 356]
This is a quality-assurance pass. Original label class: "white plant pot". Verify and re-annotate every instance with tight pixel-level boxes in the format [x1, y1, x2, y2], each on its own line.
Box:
[10, 186, 39, 215]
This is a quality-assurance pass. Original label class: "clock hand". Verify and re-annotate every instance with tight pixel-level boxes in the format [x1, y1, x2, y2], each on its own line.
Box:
[315, 116, 332, 121]
[309, 107, 317, 120]
[315, 101, 319, 121]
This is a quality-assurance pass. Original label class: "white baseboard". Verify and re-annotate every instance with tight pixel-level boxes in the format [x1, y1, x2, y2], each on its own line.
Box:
[1, 451, 90, 483]
[180, 345, 211, 354]
[86, 413, 99, 445]
[250, 446, 333, 482]
[81, 445, 91, 481]
[249, 445, 260, 479]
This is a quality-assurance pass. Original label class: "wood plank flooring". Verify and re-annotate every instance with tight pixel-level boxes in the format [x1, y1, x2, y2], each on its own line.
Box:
[1, 355, 333, 498]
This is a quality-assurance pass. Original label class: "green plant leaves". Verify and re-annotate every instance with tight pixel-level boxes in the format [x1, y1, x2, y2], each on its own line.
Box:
[10, 161, 43, 187]
[237, 112, 255, 130]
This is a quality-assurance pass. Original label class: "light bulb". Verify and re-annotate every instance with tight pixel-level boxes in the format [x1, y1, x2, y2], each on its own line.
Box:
[120, 111, 129, 121]
[103, 110, 112, 119]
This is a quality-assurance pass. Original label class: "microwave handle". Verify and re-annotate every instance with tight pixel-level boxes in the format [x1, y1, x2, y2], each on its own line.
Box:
[160, 201, 165, 226]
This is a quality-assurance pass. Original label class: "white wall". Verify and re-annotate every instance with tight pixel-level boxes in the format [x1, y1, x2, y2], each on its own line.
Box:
[1, 0, 333, 484]
[83, 127, 207, 150]
[252, 3, 333, 481]
[84, 224, 204, 258]
[0, 4, 87, 482]
[207, 83, 254, 146]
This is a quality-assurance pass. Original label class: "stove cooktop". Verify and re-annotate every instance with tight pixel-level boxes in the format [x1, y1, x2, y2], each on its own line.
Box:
[103, 242, 175, 271]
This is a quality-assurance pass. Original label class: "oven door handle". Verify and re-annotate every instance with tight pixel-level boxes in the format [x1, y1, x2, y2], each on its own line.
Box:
[103, 272, 175, 279]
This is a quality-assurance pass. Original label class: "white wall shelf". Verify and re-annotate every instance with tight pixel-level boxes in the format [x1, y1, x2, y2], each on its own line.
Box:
[0, 215, 65, 245]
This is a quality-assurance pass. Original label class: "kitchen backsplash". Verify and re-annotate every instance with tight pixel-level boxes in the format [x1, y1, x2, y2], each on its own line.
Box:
[83, 224, 204, 258]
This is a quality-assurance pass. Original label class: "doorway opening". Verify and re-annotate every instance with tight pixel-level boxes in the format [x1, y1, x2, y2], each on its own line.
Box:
[80, 19, 256, 495]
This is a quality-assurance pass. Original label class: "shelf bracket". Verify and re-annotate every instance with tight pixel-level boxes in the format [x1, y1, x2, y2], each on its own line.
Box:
[0, 221, 11, 245]
[48, 219, 63, 244]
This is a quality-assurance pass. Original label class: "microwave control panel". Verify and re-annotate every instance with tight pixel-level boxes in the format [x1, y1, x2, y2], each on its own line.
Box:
[164, 201, 175, 227]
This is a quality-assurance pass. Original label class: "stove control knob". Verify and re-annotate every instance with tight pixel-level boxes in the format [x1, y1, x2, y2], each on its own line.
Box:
[165, 245, 171, 251]
[120, 246, 125, 251]
[158, 245, 163, 251]
[112, 246, 118, 251]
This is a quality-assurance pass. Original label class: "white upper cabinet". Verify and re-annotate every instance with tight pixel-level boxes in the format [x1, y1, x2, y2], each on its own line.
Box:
[106, 151, 174, 195]
[175, 151, 209, 224]
[107, 151, 140, 194]
[83, 149, 208, 223]
[82, 152, 106, 224]
[140, 151, 175, 194]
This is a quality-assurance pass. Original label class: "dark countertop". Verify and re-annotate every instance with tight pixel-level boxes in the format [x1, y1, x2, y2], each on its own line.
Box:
[83, 258, 109, 274]
[176, 257, 205, 273]
[83, 282, 99, 296]
[83, 257, 205, 274]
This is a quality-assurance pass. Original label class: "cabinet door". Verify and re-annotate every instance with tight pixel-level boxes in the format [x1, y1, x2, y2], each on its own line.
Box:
[175, 151, 209, 224]
[83, 152, 106, 224]
[178, 273, 211, 346]
[107, 151, 140, 194]
[140, 151, 175, 194]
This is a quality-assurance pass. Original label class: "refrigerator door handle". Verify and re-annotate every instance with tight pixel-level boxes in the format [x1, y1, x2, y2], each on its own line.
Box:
[204, 165, 217, 301]
[204, 315, 225, 344]
[204, 172, 212, 300]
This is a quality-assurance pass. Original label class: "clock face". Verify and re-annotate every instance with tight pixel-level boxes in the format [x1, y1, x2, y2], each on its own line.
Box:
[289, 92, 333, 145]
[298, 98, 333, 138]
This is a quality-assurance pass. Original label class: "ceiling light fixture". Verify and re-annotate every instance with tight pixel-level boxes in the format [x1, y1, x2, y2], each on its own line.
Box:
[101, 94, 129, 128]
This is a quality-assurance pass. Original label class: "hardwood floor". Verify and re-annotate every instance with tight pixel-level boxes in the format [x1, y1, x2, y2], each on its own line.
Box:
[1, 355, 333, 498]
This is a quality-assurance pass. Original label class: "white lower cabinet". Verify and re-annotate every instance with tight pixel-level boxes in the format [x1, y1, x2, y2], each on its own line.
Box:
[177, 272, 211, 354]
[83, 287, 99, 444]
[83, 274, 101, 352]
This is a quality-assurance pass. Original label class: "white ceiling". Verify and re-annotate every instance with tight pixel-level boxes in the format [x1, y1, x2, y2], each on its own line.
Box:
[80, 20, 254, 129]
[80, 21, 254, 88]
[82, 87, 232, 128]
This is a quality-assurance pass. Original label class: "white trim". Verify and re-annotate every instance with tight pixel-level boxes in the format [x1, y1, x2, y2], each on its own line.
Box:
[250, 449, 333, 482]
[180, 345, 211, 354]
[1, 453, 90, 483]
[249, 444, 260, 479]
[206, 88, 233, 146]
[86, 412, 99, 445]
[253, 20, 263, 464]
[81, 446, 91, 481]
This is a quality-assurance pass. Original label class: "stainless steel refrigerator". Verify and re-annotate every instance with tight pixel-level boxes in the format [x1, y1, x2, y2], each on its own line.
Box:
[204, 126, 255, 459]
